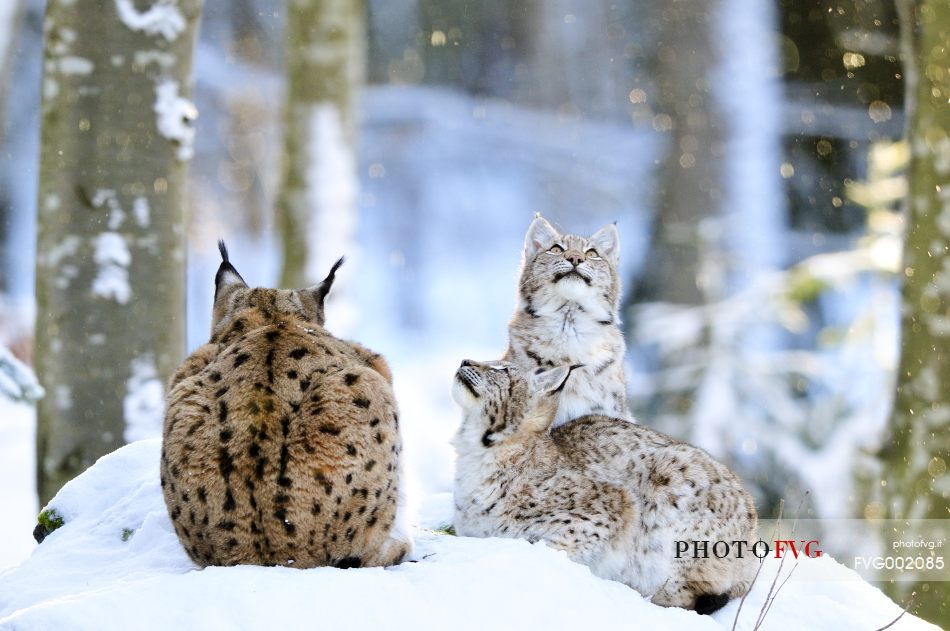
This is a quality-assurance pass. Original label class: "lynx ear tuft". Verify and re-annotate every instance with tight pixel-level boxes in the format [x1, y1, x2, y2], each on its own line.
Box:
[214, 240, 247, 299]
[524, 215, 559, 260]
[313, 256, 344, 305]
[307, 256, 344, 325]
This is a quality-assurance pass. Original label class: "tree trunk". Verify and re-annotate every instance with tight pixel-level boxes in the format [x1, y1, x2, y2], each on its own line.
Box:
[878, 0, 949, 623]
[624, 0, 724, 443]
[35, 0, 203, 504]
[632, 0, 723, 306]
[713, 0, 784, 294]
[277, 0, 363, 319]
[0, 0, 23, 117]
[521, 0, 623, 119]
[0, 0, 25, 295]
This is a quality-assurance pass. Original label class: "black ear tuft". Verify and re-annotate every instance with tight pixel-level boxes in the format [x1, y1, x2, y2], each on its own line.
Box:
[214, 240, 247, 299]
[314, 256, 345, 304]
[327, 256, 345, 281]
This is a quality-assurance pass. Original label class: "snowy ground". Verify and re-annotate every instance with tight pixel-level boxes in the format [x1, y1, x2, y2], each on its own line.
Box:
[0, 439, 937, 630]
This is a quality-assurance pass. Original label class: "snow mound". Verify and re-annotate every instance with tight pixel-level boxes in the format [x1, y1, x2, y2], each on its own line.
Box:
[0, 440, 936, 630]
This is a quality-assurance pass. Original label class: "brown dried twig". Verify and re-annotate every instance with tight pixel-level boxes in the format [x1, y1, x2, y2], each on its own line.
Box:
[873, 591, 917, 631]
[752, 492, 810, 630]
[732, 499, 785, 631]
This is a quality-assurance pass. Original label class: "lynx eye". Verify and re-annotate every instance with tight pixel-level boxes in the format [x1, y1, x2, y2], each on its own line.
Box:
[548, 244, 564, 254]
[585, 248, 600, 259]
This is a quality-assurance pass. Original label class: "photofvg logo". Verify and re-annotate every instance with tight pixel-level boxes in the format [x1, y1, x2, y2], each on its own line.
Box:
[854, 529, 946, 574]
[673, 519, 948, 583]
[675, 539, 823, 560]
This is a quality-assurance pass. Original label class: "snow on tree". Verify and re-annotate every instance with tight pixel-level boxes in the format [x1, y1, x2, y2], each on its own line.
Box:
[0, 344, 42, 403]
[875, 0, 950, 623]
[277, 0, 363, 329]
[34, 0, 203, 503]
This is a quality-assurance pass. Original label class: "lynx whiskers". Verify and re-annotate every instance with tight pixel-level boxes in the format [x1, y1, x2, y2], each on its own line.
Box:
[504, 215, 631, 426]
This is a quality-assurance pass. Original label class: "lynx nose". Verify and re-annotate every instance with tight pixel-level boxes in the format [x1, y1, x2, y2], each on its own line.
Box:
[461, 359, 473, 367]
[565, 252, 584, 266]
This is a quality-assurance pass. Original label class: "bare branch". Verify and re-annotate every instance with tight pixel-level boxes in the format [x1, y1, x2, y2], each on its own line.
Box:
[753, 493, 810, 630]
[873, 592, 917, 631]
[732, 499, 786, 630]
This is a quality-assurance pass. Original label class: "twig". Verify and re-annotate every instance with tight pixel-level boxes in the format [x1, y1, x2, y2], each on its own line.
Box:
[731, 555, 766, 631]
[732, 499, 785, 631]
[754, 545, 788, 629]
[752, 492, 810, 630]
[874, 591, 916, 631]
[402, 552, 437, 564]
[647, 577, 672, 603]
[758, 561, 799, 624]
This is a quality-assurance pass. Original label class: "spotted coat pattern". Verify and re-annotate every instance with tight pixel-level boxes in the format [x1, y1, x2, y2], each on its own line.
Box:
[504, 216, 630, 426]
[451, 360, 758, 612]
[161, 246, 410, 569]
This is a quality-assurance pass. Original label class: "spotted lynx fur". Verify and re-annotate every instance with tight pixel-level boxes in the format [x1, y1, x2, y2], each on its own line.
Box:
[452, 360, 758, 613]
[505, 215, 630, 427]
[161, 242, 411, 569]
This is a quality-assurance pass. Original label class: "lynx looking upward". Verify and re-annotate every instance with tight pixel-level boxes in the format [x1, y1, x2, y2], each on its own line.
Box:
[505, 216, 630, 426]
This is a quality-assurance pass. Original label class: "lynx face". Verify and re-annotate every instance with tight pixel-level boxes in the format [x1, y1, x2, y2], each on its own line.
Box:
[518, 216, 620, 314]
[210, 241, 342, 342]
[452, 360, 571, 448]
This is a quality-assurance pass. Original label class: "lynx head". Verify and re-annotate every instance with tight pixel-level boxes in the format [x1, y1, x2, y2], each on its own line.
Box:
[517, 215, 620, 319]
[451, 359, 576, 450]
[210, 240, 343, 341]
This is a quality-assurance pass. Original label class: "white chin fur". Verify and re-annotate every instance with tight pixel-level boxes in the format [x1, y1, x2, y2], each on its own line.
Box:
[451, 378, 477, 408]
[555, 276, 590, 301]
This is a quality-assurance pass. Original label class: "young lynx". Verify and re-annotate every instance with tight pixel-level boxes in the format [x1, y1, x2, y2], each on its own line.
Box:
[161, 242, 411, 569]
[452, 359, 758, 614]
[505, 215, 630, 427]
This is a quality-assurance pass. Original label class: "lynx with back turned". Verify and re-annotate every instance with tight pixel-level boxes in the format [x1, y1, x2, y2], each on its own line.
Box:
[160, 242, 411, 569]
[505, 215, 630, 426]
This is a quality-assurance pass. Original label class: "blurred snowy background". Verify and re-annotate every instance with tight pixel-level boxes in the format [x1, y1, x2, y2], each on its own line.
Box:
[1, 0, 941, 620]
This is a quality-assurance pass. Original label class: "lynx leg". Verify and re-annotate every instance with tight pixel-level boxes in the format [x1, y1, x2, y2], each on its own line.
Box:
[365, 534, 411, 567]
[365, 485, 413, 566]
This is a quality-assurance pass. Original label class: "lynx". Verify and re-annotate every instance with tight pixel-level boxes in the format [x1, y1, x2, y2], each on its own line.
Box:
[505, 215, 630, 427]
[452, 359, 758, 614]
[160, 242, 411, 569]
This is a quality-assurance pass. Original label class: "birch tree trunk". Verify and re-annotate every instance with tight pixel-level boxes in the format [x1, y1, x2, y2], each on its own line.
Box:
[35, 0, 203, 504]
[878, 0, 949, 622]
[0, 0, 25, 294]
[278, 0, 363, 328]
